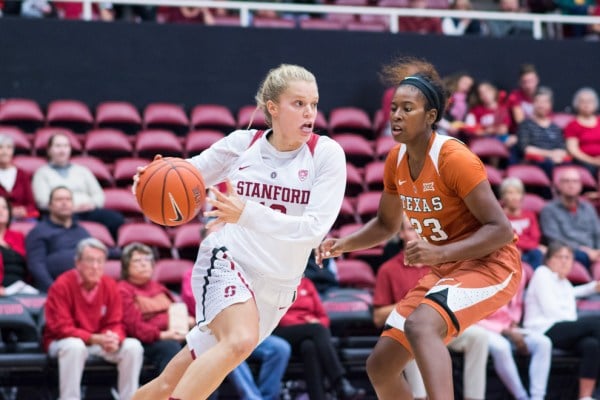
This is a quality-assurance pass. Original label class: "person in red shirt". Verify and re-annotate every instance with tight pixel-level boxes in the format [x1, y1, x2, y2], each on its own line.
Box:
[43, 238, 144, 400]
[118, 243, 193, 373]
[501, 177, 545, 268]
[0, 134, 38, 220]
[274, 277, 365, 400]
[464, 82, 514, 146]
[507, 64, 540, 132]
[398, 0, 442, 34]
[565, 87, 600, 176]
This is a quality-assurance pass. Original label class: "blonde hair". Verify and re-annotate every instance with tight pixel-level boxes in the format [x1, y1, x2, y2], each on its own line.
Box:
[500, 177, 524, 197]
[254, 64, 317, 128]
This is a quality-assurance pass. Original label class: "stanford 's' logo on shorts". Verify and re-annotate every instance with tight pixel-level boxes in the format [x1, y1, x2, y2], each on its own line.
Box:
[224, 285, 236, 298]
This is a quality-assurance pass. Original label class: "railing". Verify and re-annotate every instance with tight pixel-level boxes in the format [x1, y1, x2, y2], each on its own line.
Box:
[53, 0, 600, 39]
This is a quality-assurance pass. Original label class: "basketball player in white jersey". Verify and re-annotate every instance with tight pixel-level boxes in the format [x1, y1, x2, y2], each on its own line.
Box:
[132, 64, 346, 400]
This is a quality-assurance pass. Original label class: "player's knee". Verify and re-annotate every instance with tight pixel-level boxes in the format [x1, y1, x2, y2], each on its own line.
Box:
[224, 332, 258, 361]
[366, 350, 388, 385]
[404, 313, 443, 344]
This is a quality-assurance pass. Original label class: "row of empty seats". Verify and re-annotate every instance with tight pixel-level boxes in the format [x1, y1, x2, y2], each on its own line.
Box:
[0, 98, 384, 138]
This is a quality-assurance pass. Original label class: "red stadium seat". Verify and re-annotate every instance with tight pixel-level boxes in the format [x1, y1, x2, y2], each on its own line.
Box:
[104, 259, 122, 280]
[71, 155, 114, 187]
[252, 17, 296, 28]
[334, 196, 358, 229]
[364, 161, 385, 191]
[80, 220, 116, 247]
[469, 137, 510, 166]
[96, 101, 142, 135]
[113, 157, 151, 188]
[375, 136, 396, 160]
[185, 130, 225, 157]
[237, 105, 268, 130]
[84, 128, 134, 163]
[0, 99, 44, 133]
[135, 129, 184, 158]
[46, 99, 94, 133]
[506, 164, 552, 199]
[336, 259, 376, 289]
[359, 14, 390, 29]
[172, 222, 203, 260]
[143, 103, 189, 136]
[9, 220, 36, 237]
[567, 261, 592, 285]
[12, 155, 45, 176]
[33, 127, 82, 156]
[103, 188, 144, 221]
[329, 107, 374, 138]
[551, 112, 575, 129]
[117, 222, 172, 258]
[346, 21, 388, 32]
[485, 164, 504, 195]
[521, 193, 547, 215]
[190, 104, 236, 133]
[334, 133, 375, 167]
[356, 191, 381, 223]
[152, 259, 194, 289]
[212, 15, 243, 26]
[299, 18, 345, 30]
[345, 163, 364, 197]
[0, 126, 32, 155]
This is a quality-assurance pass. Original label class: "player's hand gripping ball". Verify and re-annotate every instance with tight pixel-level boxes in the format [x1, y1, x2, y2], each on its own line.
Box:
[135, 157, 206, 226]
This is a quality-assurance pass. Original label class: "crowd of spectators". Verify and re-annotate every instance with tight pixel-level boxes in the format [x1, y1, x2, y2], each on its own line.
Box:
[0, 0, 599, 39]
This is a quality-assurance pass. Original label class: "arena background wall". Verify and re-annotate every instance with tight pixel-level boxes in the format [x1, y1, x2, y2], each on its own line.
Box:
[0, 17, 597, 115]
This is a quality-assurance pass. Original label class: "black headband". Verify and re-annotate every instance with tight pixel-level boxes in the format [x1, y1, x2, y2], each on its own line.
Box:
[400, 75, 442, 121]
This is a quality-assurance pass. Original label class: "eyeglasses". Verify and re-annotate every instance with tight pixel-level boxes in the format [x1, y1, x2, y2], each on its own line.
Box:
[130, 256, 154, 264]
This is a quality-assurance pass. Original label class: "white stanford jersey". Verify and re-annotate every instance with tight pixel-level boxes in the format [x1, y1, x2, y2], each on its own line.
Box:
[187, 129, 346, 283]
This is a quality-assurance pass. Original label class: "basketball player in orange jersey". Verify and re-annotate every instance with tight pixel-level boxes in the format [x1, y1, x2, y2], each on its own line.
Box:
[131, 64, 346, 400]
[318, 58, 522, 400]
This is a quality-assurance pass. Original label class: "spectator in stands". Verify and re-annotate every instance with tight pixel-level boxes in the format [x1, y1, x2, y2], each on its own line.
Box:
[118, 242, 193, 373]
[0, 134, 39, 220]
[19, 0, 57, 18]
[523, 241, 600, 400]
[465, 81, 517, 163]
[274, 276, 366, 400]
[486, 0, 534, 37]
[539, 167, 600, 270]
[25, 186, 91, 292]
[564, 87, 600, 176]
[166, 6, 215, 25]
[439, 72, 474, 137]
[0, 195, 38, 296]
[554, 0, 596, 37]
[441, 0, 482, 36]
[372, 214, 489, 400]
[507, 64, 540, 131]
[478, 261, 552, 400]
[43, 238, 144, 400]
[501, 177, 545, 268]
[32, 132, 124, 239]
[112, 4, 156, 22]
[517, 86, 571, 178]
[398, 0, 442, 34]
[181, 266, 292, 400]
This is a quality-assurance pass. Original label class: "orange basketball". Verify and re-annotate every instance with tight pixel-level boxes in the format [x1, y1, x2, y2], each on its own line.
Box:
[136, 157, 206, 227]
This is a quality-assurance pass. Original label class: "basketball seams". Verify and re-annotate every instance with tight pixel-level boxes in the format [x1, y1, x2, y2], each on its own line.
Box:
[137, 162, 170, 207]
[170, 166, 192, 221]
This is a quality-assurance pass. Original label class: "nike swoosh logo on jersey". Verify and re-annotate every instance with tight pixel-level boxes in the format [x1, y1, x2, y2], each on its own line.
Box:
[398, 180, 407, 186]
[426, 273, 514, 312]
[238, 165, 251, 170]
[168, 192, 184, 222]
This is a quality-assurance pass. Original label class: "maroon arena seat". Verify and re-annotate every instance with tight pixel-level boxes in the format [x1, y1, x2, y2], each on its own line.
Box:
[103, 188, 144, 221]
[551, 112, 575, 129]
[336, 258, 376, 289]
[252, 17, 296, 29]
[143, 102, 189, 136]
[469, 137, 510, 165]
[237, 105, 268, 130]
[190, 104, 236, 133]
[152, 259, 194, 289]
[135, 129, 184, 159]
[506, 164, 552, 199]
[84, 128, 134, 163]
[12, 155, 46, 176]
[334, 133, 374, 167]
[299, 18, 345, 31]
[329, 107, 374, 138]
[0, 98, 44, 132]
[32, 127, 82, 156]
[117, 222, 172, 257]
[363, 161, 385, 191]
[334, 196, 358, 229]
[521, 193, 547, 215]
[104, 259, 122, 280]
[356, 191, 381, 223]
[96, 101, 142, 135]
[71, 155, 114, 187]
[46, 99, 94, 133]
[345, 163, 364, 197]
[172, 222, 203, 260]
[80, 220, 116, 247]
[113, 157, 151, 187]
[185, 130, 225, 157]
[375, 136, 396, 160]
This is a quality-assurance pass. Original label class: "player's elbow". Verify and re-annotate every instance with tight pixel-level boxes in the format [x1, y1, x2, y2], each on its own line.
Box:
[372, 309, 386, 329]
[498, 218, 514, 245]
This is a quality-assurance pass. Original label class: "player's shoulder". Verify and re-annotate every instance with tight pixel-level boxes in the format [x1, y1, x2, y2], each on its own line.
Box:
[435, 134, 476, 161]
[313, 134, 345, 158]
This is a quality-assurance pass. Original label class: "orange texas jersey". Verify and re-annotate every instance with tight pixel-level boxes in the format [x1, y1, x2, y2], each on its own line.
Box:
[383, 133, 487, 245]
